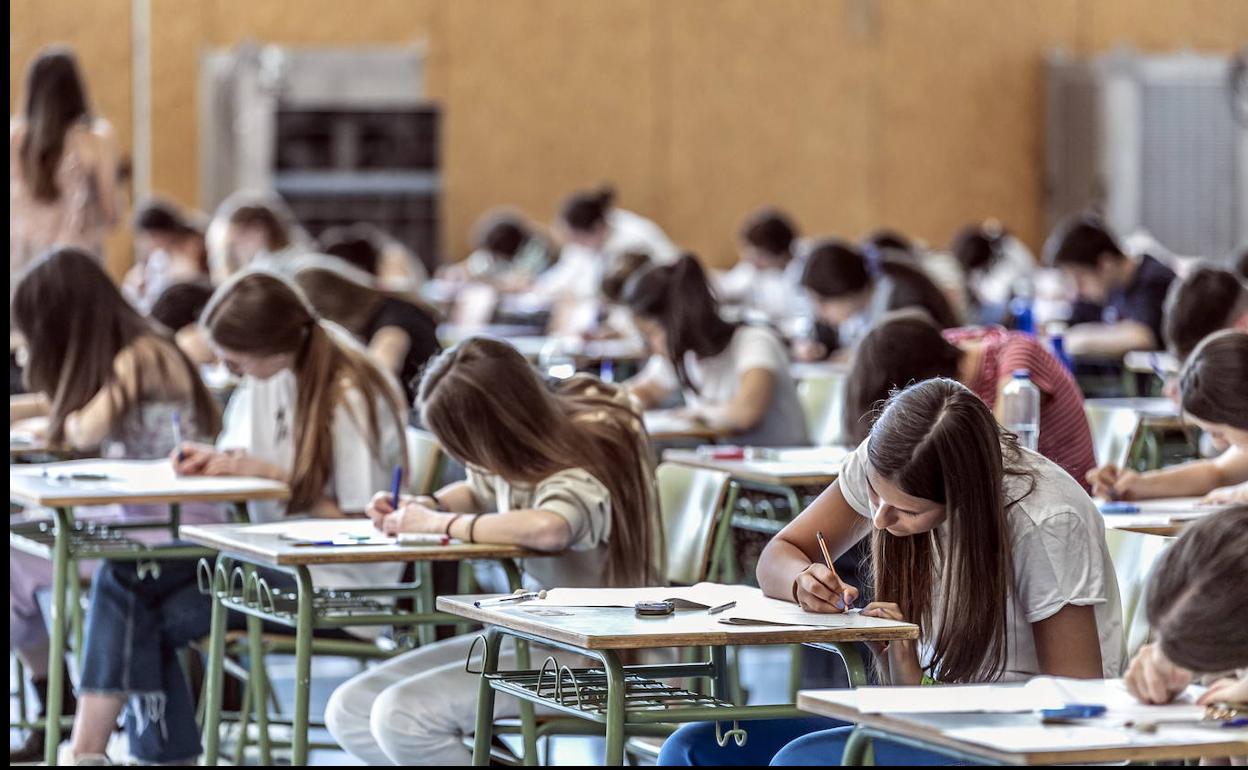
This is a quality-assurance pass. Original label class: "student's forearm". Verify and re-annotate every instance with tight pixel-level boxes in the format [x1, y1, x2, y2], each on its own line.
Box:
[624, 377, 670, 410]
[1131, 460, 1225, 498]
[10, 393, 50, 424]
[447, 508, 572, 552]
[756, 537, 815, 602]
[430, 481, 481, 513]
[1064, 321, 1156, 358]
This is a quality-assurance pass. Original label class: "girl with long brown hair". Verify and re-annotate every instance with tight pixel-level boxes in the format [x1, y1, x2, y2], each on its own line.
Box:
[8, 247, 221, 763]
[10, 46, 119, 274]
[325, 336, 662, 765]
[292, 256, 440, 403]
[62, 270, 409, 765]
[660, 377, 1123, 766]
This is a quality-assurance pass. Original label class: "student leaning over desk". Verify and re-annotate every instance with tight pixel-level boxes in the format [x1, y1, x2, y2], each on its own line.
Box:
[58, 270, 409, 766]
[659, 378, 1124, 766]
[326, 337, 663, 766]
[8, 248, 224, 764]
[1089, 331, 1248, 506]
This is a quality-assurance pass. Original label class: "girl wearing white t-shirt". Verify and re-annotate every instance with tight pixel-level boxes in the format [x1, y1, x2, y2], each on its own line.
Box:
[62, 271, 409, 766]
[624, 254, 810, 447]
[325, 337, 662, 765]
[659, 377, 1123, 766]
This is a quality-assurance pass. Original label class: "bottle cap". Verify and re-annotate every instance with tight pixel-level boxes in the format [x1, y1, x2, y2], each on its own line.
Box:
[1012, 369, 1031, 379]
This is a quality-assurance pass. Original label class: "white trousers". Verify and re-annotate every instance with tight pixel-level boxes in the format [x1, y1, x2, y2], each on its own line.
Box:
[325, 633, 592, 765]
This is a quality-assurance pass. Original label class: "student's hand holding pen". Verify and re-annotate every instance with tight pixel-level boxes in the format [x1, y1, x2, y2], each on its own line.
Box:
[366, 491, 449, 536]
[1086, 464, 1141, 500]
[170, 442, 215, 476]
[792, 563, 860, 613]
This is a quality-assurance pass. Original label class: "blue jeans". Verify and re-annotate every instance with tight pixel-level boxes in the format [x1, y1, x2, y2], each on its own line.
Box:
[77, 556, 299, 763]
[658, 717, 974, 766]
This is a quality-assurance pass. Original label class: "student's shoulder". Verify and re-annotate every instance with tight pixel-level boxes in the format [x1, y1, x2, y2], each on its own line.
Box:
[1005, 449, 1100, 532]
[536, 466, 611, 500]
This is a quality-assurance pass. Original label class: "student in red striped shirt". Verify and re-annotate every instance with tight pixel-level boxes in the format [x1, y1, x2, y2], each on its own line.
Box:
[844, 309, 1096, 490]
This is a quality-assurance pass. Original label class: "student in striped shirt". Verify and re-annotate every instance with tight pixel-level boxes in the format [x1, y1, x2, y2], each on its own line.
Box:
[844, 309, 1096, 490]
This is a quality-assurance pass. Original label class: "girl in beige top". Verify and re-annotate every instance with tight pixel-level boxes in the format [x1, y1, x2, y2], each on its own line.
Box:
[10, 46, 119, 274]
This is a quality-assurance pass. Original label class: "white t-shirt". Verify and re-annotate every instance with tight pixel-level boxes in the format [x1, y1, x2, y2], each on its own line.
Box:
[217, 367, 407, 592]
[717, 252, 811, 327]
[684, 325, 810, 447]
[466, 466, 614, 591]
[535, 208, 679, 301]
[837, 440, 1125, 681]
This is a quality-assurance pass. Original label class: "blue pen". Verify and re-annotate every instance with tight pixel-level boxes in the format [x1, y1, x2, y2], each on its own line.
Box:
[1041, 704, 1106, 723]
[172, 411, 185, 462]
[390, 464, 404, 509]
[1100, 502, 1141, 515]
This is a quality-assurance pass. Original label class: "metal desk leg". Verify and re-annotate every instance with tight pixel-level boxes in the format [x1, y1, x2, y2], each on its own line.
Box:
[44, 506, 72, 766]
[601, 650, 628, 765]
[842, 725, 874, 765]
[245, 566, 273, 765]
[416, 562, 437, 647]
[471, 628, 505, 766]
[70, 555, 84, 668]
[497, 558, 539, 764]
[708, 483, 741, 583]
[201, 556, 231, 766]
[291, 566, 315, 766]
[169, 502, 181, 540]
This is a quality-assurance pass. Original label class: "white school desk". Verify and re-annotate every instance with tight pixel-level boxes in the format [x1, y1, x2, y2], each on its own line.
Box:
[789, 360, 852, 382]
[1100, 497, 1237, 537]
[9, 458, 290, 766]
[183, 519, 539, 766]
[438, 589, 918, 766]
[644, 410, 724, 442]
[1123, 350, 1180, 377]
[663, 446, 849, 488]
[798, 683, 1248, 765]
[1085, 397, 1180, 419]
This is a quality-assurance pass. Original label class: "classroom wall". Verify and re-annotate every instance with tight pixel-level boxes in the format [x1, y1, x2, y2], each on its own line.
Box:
[11, 0, 1248, 276]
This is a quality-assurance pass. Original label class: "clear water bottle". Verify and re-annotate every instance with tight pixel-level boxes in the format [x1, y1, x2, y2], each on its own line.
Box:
[1009, 295, 1035, 335]
[1002, 369, 1040, 451]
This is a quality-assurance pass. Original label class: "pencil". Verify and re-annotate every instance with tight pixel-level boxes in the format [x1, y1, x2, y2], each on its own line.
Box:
[816, 531, 851, 611]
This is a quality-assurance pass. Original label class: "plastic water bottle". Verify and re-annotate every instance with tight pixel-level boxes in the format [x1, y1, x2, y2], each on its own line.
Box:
[1002, 370, 1040, 451]
[1009, 295, 1035, 335]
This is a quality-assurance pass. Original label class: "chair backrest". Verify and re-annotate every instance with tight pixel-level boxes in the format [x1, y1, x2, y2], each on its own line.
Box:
[656, 463, 731, 586]
[405, 427, 444, 496]
[798, 374, 850, 447]
[1104, 528, 1172, 663]
[1085, 404, 1143, 468]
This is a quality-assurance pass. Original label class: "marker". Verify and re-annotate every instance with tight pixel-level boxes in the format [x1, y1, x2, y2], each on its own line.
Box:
[816, 531, 851, 611]
[707, 601, 737, 615]
[390, 464, 404, 509]
[172, 411, 185, 462]
[1100, 502, 1141, 515]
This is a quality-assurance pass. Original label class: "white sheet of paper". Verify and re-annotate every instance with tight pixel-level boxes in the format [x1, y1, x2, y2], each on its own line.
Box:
[244, 518, 389, 542]
[11, 458, 286, 495]
[1099, 497, 1232, 516]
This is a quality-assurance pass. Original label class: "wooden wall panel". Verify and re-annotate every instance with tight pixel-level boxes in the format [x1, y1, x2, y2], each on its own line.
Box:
[662, 0, 876, 266]
[440, 0, 659, 260]
[10, 0, 133, 278]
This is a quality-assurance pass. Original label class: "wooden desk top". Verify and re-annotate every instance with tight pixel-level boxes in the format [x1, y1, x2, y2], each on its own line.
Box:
[663, 447, 849, 487]
[644, 411, 723, 442]
[10, 459, 290, 508]
[437, 589, 918, 650]
[1100, 497, 1233, 537]
[181, 518, 538, 567]
[1085, 397, 1180, 418]
[797, 686, 1248, 765]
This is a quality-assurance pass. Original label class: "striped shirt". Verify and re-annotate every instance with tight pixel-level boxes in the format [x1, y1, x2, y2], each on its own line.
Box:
[943, 326, 1096, 492]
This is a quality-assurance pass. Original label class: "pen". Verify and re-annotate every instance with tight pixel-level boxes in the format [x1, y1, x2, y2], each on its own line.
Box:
[390, 464, 404, 509]
[473, 590, 547, 608]
[291, 540, 388, 547]
[172, 411, 185, 462]
[816, 531, 851, 610]
[707, 601, 737, 615]
[1100, 502, 1141, 515]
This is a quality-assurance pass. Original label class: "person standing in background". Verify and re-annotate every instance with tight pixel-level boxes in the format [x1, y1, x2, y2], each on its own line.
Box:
[10, 45, 120, 276]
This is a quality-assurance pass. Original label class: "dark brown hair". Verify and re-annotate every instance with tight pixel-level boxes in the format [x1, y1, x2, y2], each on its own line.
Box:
[474, 211, 529, 259]
[867, 378, 1032, 683]
[19, 46, 91, 202]
[149, 280, 214, 333]
[740, 208, 798, 259]
[418, 338, 662, 586]
[624, 254, 738, 392]
[1044, 214, 1123, 268]
[559, 185, 615, 233]
[950, 222, 1007, 272]
[802, 240, 960, 328]
[845, 311, 962, 442]
[134, 197, 200, 238]
[318, 223, 388, 275]
[1146, 505, 1248, 673]
[600, 250, 652, 303]
[202, 271, 407, 512]
[228, 204, 292, 252]
[1162, 264, 1247, 361]
[12, 248, 219, 445]
[1178, 330, 1248, 430]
